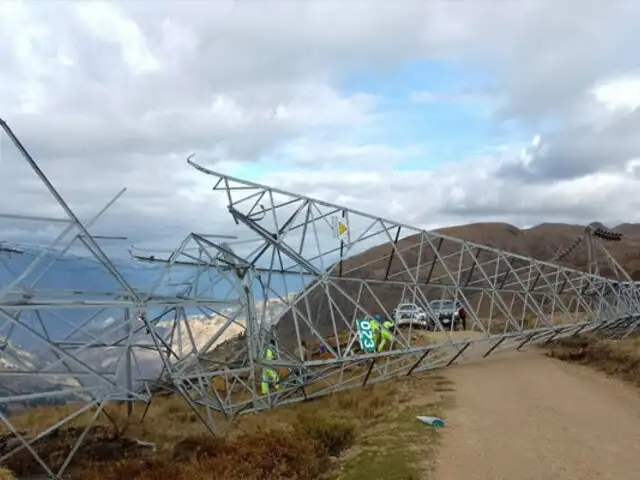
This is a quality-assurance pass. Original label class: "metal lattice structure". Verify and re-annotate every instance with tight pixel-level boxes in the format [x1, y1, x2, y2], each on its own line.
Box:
[172, 160, 640, 414]
[1, 119, 639, 478]
[0, 120, 248, 477]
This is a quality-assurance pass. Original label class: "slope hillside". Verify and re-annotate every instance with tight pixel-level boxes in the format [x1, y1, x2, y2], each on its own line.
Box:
[275, 221, 640, 345]
[611, 223, 640, 239]
[439, 222, 640, 276]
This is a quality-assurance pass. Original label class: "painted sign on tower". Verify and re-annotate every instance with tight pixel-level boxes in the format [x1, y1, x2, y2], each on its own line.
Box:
[356, 318, 376, 353]
[332, 215, 349, 243]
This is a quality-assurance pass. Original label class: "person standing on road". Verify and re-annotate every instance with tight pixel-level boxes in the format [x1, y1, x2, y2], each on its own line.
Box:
[457, 304, 467, 330]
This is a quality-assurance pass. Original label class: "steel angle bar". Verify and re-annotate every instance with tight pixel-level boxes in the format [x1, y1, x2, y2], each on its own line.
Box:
[189, 161, 622, 284]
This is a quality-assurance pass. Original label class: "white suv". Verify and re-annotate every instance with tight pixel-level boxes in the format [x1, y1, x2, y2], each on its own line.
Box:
[392, 303, 428, 328]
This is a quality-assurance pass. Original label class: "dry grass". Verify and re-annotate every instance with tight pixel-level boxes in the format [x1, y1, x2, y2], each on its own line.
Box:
[0, 369, 448, 479]
[546, 333, 640, 387]
[337, 373, 451, 480]
[0, 467, 14, 480]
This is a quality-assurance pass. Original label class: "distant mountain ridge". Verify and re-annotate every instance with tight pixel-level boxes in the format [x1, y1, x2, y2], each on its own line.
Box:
[434, 221, 640, 277]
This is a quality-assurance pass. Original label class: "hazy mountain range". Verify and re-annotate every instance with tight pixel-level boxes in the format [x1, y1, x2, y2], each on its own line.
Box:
[0, 244, 296, 410]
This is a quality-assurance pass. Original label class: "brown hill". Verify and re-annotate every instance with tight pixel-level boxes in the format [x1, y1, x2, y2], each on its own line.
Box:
[612, 223, 640, 239]
[275, 221, 640, 345]
[435, 222, 640, 275]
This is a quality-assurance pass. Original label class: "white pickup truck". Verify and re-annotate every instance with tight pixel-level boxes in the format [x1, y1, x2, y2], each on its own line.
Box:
[392, 303, 429, 329]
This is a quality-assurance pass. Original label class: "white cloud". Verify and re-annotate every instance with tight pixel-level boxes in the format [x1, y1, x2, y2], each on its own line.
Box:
[498, 72, 640, 184]
[1, 0, 640, 265]
[257, 159, 640, 233]
[74, 1, 160, 75]
[593, 75, 640, 112]
[271, 138, 426, 168]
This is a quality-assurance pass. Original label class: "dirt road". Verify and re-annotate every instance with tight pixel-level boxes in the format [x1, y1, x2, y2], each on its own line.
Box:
[433, 351, 640, 480]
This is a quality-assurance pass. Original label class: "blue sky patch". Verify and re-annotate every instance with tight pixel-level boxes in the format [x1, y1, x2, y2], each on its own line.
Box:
[222, 59, 538, 180]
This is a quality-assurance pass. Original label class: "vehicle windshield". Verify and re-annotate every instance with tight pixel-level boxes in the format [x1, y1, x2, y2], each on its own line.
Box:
[398, 304, 418, 310]
[431, 300, 454, 310]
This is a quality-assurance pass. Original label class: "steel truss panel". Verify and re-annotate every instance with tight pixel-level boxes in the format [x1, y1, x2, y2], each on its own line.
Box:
[0, 117, 638, 479]
[0, 121, 245, 478]
[178, 159, 640, 420]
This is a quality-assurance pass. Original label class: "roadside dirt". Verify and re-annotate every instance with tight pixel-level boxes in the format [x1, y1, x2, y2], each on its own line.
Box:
[433, 350, 640, 480]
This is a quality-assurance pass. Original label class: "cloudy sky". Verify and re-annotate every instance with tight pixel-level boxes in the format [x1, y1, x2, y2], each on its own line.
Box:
[2, 0, 640, 259]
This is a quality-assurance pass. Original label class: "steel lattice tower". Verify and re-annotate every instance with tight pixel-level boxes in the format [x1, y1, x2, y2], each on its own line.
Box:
[0, 120, 638, 478]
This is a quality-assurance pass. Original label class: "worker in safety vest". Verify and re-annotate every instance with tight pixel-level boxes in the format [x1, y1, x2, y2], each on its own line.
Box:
[261, 340, 280, 395]
[377, 315, 394, 352]
[370, 315, 381, 348]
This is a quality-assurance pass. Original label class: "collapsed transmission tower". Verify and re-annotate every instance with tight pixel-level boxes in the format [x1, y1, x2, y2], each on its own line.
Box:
[0, 117, 639, 478]
[174, 158, 640, 419]
[0, 121, 247, 478]
[553, 223, 628, 279]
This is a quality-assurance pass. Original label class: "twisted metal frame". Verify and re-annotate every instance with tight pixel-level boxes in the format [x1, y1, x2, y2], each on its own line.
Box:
[0, 119, 638, 478]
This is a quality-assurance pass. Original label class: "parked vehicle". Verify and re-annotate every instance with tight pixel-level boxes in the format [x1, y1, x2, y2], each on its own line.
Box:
[391, 303, 429, 329]
[427, 300, 466, 331]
